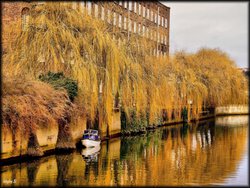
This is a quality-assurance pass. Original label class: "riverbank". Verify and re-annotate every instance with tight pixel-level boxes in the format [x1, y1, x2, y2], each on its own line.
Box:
[0, 113, 211, 165]
[1, 110, 248, 165]
[215, 105, 249, 116]
[1, 117, 248, 186]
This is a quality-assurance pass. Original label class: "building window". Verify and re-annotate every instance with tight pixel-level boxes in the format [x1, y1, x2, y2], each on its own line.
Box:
[87, 1, 92, 15]
[129, 2, 132, 11]
[119, 1, 122, 6]
[165, 18, 168, 28]
[118, 37, 121, 46]
[138, 4, 141, 15]
[147, 8, 150, 19]
[128, 19, 132, 32]
[124, 1, 127, 9]
[162, 17, 164, 26]
[101, 6, 105, 20]
[119, 14, 122, 28]
[146, 27, 149, 38]
[151, 11, 154, 21]
[134, 2, 137, 13]
[124, 17, 127, 30]
[142, 6, 145, 17]
[138, 23, 141, 33]
[21, 7, 30, 31]
[154, 13, 157, 23]
[94, 3, 98, 18]
[134, 22, 137, 33]
[72, 2, 77, 9]
[142, 25, 145, 36]
[107, 9, 111, 23]
[80, 2, 85, 13]
[36, 2, 45, 5]
[113, 12, 116, 25]
[158, 15, 161, 25]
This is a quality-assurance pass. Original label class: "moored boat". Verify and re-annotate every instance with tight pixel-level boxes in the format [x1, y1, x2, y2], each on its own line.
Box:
[81, 129, 101, 148]
[81, 145, 101, 156]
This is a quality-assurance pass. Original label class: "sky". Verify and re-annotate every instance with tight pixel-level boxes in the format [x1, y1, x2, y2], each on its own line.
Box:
[161, 2, 248, 68]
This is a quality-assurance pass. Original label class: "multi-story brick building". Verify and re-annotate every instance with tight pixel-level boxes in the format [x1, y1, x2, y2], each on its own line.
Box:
[2, 1, 170, 56]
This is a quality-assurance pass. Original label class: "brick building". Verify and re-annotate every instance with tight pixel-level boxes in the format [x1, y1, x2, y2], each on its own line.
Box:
[2, 1, 170, 56]
[2, 1, 31, 52]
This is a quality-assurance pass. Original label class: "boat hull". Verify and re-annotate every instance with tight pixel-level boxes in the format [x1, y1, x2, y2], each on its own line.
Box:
[81, 139, 101, 148]
[81, 145, 101, 156]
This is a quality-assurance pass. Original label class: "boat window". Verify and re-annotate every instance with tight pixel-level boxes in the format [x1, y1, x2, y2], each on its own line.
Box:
[90, 135, 95, 140]
[91, 130, 98, 134]
[83, 135, 89, 139]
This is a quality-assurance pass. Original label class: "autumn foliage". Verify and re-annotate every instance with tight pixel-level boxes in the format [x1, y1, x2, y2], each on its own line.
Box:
[2, 2, 248, 136]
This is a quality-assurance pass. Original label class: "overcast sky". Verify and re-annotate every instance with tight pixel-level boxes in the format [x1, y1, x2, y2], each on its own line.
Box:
[161, 2, 248, 68]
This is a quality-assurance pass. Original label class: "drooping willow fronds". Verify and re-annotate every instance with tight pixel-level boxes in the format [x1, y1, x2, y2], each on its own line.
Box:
[3, 2, 248, 131]
[2, 76, 74, 134]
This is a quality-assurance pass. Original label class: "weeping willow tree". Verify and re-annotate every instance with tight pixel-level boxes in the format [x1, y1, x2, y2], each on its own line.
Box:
[163, 49, 248, 120]
[193, 48, 248, 106]
[2, 2, 248, 137]
[3, 2, 165, 131]
[2, 77, 74, 156]
[3, 3, 123, 131]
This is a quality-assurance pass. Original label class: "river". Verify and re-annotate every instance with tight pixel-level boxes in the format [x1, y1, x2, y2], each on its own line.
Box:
[1, 115, 248, 186]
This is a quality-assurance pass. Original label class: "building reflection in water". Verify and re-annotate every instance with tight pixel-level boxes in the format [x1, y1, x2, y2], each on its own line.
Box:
[0, 116, 248, 186]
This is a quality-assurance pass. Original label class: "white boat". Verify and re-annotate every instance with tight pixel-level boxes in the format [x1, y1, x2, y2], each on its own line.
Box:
[81, 139, 101, 148]
[81, 145, 101, 156]
[81, 129, 101, 148]
[81, 145, 100, 163]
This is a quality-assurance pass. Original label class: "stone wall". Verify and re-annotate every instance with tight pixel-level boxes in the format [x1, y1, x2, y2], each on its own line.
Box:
[1, 116, 86, 160]
[215, 105, 249, 115]
[1, 110, 121, 160]
[215, 115, 249, 127]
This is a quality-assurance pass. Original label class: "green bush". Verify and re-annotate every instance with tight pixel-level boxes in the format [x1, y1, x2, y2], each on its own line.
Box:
[39, 71, 78, 102]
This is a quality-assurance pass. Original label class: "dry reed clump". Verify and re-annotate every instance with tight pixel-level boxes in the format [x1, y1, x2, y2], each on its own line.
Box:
[2, 76, 74, 156]
[3, 2, 248, 133]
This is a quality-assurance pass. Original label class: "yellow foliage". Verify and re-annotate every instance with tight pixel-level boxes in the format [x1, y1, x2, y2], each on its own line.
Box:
[2, 2, 248, 129]
[2, 76, 74, 135]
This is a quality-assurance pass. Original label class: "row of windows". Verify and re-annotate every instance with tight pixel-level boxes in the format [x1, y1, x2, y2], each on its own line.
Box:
[20, 4, 168, 57]
[22, 3, 168, 46]
[118, 1, 168, 28]
[78, 2, 168, 45]
[111, 35, 167, 56]
[78, 1, 168, 28]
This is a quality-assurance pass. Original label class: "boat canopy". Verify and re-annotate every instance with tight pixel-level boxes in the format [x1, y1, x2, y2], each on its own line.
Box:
[90, 130, 98, 135]
[84, 130, 90, 134]
[84, 129, 99, 135]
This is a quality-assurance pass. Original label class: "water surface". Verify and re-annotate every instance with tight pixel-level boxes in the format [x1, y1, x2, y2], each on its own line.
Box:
[1, 116, 248, 186]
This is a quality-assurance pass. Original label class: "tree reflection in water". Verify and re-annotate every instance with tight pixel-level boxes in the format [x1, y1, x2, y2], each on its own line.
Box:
[0, 116, 248, 186]
[27, 160, 41, 186]
[56, 153, 74, 186]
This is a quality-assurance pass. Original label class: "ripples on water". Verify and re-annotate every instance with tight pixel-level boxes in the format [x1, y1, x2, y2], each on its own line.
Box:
[1, 116, 248, 186]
